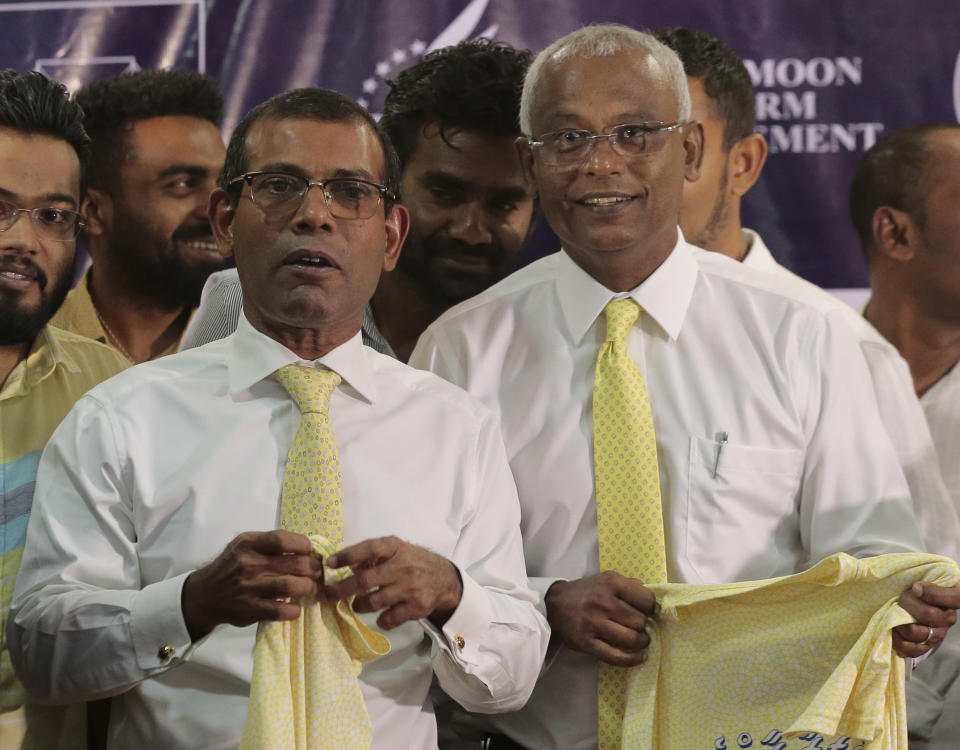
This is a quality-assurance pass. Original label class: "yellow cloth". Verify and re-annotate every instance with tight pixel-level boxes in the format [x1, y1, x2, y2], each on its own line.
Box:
[240, 365, 390, 750]
[593, 298, 667, 750]
[621, 552, 960, 749]
[240, 535, 390, 750]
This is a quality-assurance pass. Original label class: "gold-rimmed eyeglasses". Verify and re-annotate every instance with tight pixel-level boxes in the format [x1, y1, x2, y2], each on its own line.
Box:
[526, 122, 686, 168]
[229, 171, 395, 221]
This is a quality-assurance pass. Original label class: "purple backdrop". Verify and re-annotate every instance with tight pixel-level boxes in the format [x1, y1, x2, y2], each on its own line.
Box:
[2, 0, 958, 289]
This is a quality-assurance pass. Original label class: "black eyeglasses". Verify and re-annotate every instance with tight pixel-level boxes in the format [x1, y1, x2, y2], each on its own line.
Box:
[527, 122, 686, 168]
[229, 171, 395, 221]
[0, 200, 84, 242]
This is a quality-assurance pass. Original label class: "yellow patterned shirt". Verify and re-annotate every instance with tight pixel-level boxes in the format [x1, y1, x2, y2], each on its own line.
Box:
[622, 552, 960, 750]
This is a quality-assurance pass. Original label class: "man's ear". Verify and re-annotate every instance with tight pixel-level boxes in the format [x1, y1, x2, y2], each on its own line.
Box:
[208, 188, 236, 260]
[729, 132, 768, 198]
[682, 121, 705, 182]
[382, 203, 410, 272]
[872, 206, 917, 262]
[516, 136, 536, 185]
[81, 188, 111, 237]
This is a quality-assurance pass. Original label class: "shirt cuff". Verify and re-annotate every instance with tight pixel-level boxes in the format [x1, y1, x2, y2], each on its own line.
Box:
[129, 572, 197, 671]
[421, 567, 492, 665]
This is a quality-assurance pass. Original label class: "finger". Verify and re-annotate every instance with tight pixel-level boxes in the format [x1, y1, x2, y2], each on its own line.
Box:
[892, 631, 934, 659]
[325, 564, 389, 602]
[258, 599, 303, 623]
[241, 529, 315, 557]
[593, 618, 651, 653]
[894, 622, 944, 648]
[585, 637, 649, 667]
[900, 590, 957, 629]
[613, 576, 658, 616]
[261, 552, 324, 579]
[913, 582, 960, 611]
[376, 600, 428, 630]
[327, 536, 400, 570]
[605, 597, 650, 632]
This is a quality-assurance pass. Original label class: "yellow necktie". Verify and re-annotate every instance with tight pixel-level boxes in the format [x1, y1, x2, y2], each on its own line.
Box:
[593, 298, 667, 750]
[241, 365, 389, 750]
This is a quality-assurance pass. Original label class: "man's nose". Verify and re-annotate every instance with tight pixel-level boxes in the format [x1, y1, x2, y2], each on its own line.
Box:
[290, 184, 335, 232]
[583, 135, 625, 176]
[447, 202, 493, 246]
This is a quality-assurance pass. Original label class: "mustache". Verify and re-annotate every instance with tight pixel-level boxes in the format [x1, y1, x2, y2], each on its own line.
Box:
[0, 254, 46, 289]
[171, 220, 215, 243]
[423, 235, 505, 266]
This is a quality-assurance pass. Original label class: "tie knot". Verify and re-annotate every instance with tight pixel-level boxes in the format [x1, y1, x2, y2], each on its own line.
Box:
[276, 365, 341, 415]
[603, 298, 640, 344]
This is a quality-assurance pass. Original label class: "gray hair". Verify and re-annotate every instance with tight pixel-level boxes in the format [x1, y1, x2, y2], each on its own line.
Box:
[519, 24, 692, 135]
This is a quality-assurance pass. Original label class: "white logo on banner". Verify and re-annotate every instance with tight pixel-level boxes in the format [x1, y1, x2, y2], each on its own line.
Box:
[358, 0, 498, 116]
[954, 50, 960, 121]
[747, 55, 884, 154]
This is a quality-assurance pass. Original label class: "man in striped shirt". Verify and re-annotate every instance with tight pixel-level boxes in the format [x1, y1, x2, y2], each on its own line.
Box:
[0, 70, 128, 749]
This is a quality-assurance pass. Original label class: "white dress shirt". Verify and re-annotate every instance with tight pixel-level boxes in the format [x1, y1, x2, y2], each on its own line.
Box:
[742, 229, 960, 561]
[410, 235, 925, 750]
[922, 363, 960, 508]
[9, 314, 549, 750]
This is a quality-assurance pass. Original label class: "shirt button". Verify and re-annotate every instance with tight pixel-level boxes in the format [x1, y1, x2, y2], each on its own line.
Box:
[157, 644, 175, 660]
[454, 635, 465, 652]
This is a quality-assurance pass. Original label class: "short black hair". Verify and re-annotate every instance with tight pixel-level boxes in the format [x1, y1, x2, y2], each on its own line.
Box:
[379, 39, 532, 170]
[0, 69, 89, 178]
[76, 68, 222, 190]
[219, 87, 400, 214]
[849, 122, 960, 258]
[654, 27, 755, 150]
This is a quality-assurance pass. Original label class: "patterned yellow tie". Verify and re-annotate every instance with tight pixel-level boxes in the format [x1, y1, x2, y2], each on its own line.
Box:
[241, 365, 389, 750]
[593, 298, 667, 750]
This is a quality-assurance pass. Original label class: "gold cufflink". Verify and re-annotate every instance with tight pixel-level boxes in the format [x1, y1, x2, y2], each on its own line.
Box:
[454, 635, 465, 651]
[157, 644, 175, 660]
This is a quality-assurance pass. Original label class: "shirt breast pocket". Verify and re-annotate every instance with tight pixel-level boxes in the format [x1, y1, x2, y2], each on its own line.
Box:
[682, 435, 804, 583]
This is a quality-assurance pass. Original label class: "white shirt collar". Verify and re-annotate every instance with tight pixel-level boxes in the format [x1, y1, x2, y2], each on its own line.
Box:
[226, 312, 378, 404]
[556, 229, 698, 344]
[740, 228, 781, 273]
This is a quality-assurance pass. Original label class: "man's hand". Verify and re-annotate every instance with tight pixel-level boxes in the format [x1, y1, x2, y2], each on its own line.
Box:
[324, 536, 462, 630]
[181, 530, 323, 640]
[893, 582, 960, 658]
[545, 571, 656, 667]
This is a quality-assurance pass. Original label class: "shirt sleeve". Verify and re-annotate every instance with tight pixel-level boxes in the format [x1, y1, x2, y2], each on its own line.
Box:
[420, 408, 550, 713]
[797, 308, 926, 567]
[178, 269, 243, 351]
[7, 395, 198, 703]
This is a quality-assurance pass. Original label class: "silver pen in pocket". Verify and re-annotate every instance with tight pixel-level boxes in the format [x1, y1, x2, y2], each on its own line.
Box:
[712, 431, 728, 478]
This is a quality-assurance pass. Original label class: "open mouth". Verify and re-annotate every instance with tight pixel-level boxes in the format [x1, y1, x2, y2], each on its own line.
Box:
[179, 239, 219, 252]
[0, 260, 41, 290]
[282, 249, 340, 271]
[576, 193, 638, 208]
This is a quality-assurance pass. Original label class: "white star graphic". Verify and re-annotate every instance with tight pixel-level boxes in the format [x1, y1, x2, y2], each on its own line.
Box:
[391, 48, 408, 65]
[362, 77, 378, 94]
[375, 61, 390, 77]
[358, 97, 369, 109]
[410, 39, 427, 55]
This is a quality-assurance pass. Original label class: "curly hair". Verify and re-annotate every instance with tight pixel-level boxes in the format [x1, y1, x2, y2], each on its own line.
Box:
[0, 69, 89, 176]
[379, 39, 532, 169]
[654, 27, 755, 151]
[75, 68, 222, 190]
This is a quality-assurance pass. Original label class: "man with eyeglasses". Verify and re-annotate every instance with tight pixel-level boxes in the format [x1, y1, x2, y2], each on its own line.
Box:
[180, 39, 535, 363]
[0, 70, 129, 749]
[9, 87, 547, 750]
[410, 25, 960, 750]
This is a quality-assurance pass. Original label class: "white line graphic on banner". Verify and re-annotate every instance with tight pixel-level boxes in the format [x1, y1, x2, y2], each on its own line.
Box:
[358, 0, 497, 115]
[954, 50, 960, 121]
[0, 0, 206, 75]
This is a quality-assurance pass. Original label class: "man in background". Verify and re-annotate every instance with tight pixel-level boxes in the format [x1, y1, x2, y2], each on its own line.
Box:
[655, 25, 960, 561]
[852, 122, 960, 748]
[51, 69, 227, 363]
[180, 39, 535, 362]
[0, 69, 128, 749]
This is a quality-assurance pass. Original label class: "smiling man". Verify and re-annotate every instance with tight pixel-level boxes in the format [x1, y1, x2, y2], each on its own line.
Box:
[50, 69, 227, 363]
[181, 40, 534, 362]
[409, 25, 960, 750]
[9, 88, 547, 750]
[0, 69, 128, 749]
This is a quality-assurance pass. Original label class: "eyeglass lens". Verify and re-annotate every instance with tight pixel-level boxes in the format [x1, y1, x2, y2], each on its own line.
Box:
[247, 173, 382, 220]
[540, 124, 678, 166]
[0, 200, 83, 241]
